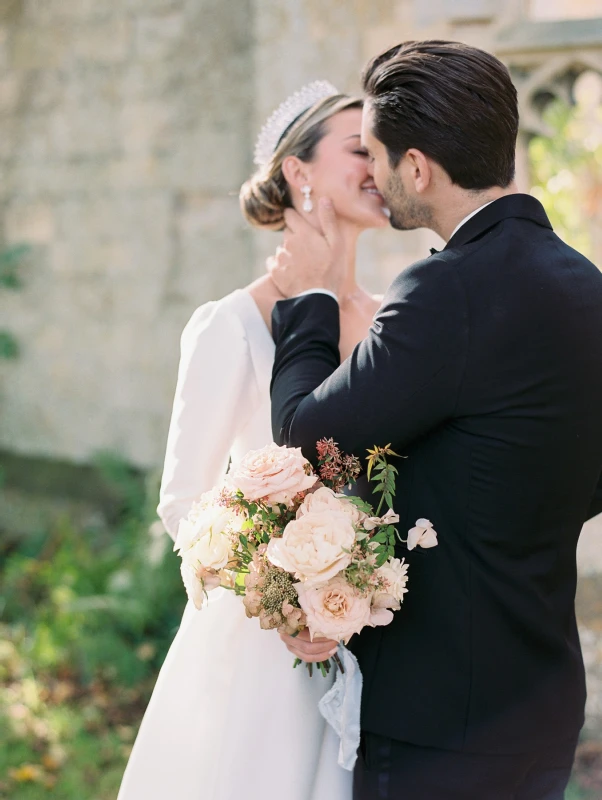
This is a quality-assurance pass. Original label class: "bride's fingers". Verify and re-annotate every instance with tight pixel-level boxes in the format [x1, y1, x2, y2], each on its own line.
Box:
[292, 650, 337, 664]
[279, 630, 337, 656]
[293, 629, 335, 646]
[281, 638, 338, 662]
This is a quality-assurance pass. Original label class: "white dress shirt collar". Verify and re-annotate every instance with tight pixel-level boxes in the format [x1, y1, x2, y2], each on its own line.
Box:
[449, 201, 494, 240]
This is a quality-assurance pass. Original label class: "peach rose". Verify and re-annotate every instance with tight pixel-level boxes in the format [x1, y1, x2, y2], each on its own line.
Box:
[407, 519, 438, 550]
[267, 509, 355, 585]
[297, 486, 367, 528]
[227, 443, 317, 506]
[295, 577, 372, 643]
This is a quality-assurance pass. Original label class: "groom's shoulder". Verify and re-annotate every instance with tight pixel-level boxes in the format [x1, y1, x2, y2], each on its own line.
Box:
[387, 250, 466, 300]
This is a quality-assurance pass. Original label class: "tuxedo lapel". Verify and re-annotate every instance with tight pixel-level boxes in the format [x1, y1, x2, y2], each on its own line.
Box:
[445, 194, 553, 250]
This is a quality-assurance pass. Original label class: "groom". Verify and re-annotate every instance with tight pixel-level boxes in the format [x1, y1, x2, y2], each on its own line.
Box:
[268, 41, 602, 800]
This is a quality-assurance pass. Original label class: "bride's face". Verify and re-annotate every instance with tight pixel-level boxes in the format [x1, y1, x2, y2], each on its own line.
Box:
[301, 109, 390, 230]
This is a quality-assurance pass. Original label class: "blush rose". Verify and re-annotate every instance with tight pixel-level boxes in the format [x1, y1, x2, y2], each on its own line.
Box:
[227, 443, 317, 506]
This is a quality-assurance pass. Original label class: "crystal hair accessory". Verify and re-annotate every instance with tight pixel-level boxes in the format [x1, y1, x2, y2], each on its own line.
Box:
[253, 80, 340, 168]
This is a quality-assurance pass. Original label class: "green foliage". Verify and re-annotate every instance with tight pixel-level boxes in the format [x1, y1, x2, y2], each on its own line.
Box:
[0, 243, 28, 361]
[566, 782, 596, 800]
[0, 455, 187, 797]
[529, 97, 602, 261]
[1, 459, 184, 686]
[0, 244, 28, 290]
[0, 332, 19, 360]
[366, 444, 403, 566]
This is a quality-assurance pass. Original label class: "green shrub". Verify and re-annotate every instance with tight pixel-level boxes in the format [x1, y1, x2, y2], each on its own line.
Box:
[0, 453, 186, 797]
[1, 453, 185, 686]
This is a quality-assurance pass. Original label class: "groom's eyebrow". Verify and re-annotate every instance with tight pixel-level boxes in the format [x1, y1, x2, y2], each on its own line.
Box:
[344, 134, 362, 140]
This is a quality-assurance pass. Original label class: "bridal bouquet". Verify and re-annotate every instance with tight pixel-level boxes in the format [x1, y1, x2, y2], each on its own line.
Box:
[174, 438, 437, 676]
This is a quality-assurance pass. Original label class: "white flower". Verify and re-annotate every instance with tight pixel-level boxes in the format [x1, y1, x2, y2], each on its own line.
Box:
[267, 509, 356, 586]
[407, 518, 438, 550]
[175, 502, 240, 570]
[179, 562, 212, 610]
[363, 507, 400, 531]
[372, 557, 409, 613]
[368, 605, 395, 627]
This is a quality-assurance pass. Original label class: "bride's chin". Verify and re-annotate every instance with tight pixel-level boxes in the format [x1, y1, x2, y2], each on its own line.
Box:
[343, 205, 390, 230]
[365, 210, 391, 229]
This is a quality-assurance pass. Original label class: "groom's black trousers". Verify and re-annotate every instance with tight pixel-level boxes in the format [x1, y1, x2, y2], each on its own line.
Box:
[353, 733, 578, 800]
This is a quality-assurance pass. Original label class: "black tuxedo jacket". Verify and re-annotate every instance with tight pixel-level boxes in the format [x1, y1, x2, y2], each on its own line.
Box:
[270, 195, 602, 754]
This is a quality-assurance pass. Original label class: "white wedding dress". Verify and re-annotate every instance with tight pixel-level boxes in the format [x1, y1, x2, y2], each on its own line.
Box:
[117, 288, 352, 800]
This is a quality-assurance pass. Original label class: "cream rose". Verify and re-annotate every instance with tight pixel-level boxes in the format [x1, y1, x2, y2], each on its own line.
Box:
[227, 443, 317, 506]
[297, 486, 367, 527]
[267, 509, 355, 585]
[295, 577, 372, 643]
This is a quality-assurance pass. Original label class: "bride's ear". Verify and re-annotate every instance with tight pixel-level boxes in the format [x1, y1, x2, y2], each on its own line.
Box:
[281, 156, 311, 191]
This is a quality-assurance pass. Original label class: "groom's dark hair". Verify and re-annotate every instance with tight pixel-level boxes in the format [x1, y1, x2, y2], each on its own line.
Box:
[362, 40, 518, 189]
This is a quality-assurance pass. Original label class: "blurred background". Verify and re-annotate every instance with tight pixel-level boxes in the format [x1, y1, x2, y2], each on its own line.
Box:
[0, 0, 601, 797]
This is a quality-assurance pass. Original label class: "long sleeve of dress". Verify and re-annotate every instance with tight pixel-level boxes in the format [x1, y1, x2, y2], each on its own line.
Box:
[158, 301, 254, 540]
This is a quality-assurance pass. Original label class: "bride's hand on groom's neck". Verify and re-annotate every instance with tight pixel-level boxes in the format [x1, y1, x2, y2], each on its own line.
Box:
[267, 198, 345, 299]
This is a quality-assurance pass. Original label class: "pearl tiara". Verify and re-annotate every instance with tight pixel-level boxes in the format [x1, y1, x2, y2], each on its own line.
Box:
[253, 80, 341, 168]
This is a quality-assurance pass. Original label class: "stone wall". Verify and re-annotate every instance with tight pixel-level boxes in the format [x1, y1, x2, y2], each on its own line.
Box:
[0, 0, 448, 470]
[0, 0, 254, 467]
[0, 0, 601, 469]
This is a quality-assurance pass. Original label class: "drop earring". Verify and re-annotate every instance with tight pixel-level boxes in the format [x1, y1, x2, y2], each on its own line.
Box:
[301, 185, 313, 213]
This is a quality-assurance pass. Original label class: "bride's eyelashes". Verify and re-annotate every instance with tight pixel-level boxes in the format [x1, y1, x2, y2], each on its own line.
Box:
[353, 148, 370, 158]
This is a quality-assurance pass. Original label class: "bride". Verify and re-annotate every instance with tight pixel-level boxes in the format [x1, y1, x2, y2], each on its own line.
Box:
[117, 81, 390, 800]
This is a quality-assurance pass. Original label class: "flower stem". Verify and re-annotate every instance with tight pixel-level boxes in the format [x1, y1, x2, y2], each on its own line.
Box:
[333, 652, 345, 674]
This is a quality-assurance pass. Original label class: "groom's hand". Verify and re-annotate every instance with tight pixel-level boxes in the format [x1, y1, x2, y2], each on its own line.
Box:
[279, 628, 339, 663]
[267, 198, 345, 299]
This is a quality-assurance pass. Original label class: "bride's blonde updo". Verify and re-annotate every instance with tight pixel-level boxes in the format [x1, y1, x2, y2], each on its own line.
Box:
[240, 94, 362, 232]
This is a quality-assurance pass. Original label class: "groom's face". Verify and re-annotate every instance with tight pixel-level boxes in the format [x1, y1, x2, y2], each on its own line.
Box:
[361, 103, 429, 231]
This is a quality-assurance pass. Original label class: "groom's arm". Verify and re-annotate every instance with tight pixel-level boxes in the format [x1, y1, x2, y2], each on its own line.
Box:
[271, 257, 468, 462]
